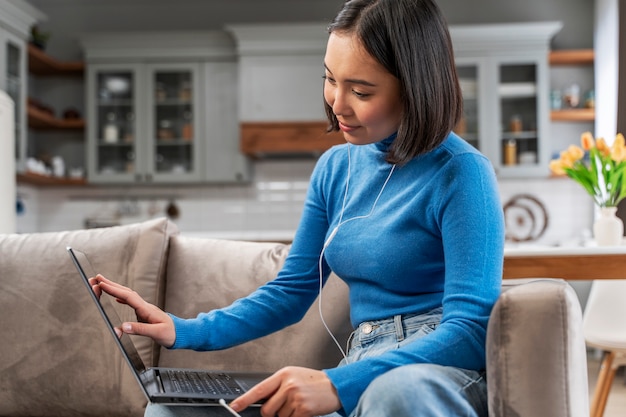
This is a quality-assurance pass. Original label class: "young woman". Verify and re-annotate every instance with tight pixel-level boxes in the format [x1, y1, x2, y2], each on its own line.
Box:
[94, 0, 505, 416]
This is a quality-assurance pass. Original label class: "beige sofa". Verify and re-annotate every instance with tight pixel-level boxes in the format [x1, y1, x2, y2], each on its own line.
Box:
[0, 217, 589, 417]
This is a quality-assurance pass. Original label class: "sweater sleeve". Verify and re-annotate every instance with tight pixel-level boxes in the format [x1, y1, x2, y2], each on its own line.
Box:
[324, 153, 504, 415]
[170, 150, 336, 351]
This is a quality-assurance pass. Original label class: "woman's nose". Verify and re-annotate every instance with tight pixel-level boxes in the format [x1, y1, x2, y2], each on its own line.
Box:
[331, 90, 349, 116]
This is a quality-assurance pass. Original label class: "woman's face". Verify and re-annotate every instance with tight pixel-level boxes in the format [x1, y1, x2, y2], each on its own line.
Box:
[323, 32, 403, 145]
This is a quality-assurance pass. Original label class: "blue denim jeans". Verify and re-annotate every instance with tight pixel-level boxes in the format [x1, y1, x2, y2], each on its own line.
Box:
[144, 308, 488, 417]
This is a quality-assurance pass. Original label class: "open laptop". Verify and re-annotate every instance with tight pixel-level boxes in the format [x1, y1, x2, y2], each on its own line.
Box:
[67, 246, 270, 406]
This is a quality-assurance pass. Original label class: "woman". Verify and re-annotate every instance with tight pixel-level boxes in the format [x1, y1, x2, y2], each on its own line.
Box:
[94, 0, 504, 416]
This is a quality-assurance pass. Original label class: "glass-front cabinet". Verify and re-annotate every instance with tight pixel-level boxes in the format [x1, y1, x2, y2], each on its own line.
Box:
[0, 30, 26, 170]
[450, 22, 561, 178]
[147, 64, 202, 181]
[87, 63, 203, 183]
[455, 61, 484, 151]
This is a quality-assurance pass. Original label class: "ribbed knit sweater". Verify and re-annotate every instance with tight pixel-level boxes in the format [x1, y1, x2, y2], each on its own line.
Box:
[170, 132, 505, 415]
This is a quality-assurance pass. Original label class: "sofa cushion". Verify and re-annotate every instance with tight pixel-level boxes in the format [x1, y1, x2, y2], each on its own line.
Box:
[159, 236, 352, 373]
[0, 218, 178, 417]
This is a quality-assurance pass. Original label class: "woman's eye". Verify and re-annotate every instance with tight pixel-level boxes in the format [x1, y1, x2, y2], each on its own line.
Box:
[323, 75, 336, 85]
[353, 90, 371, 99]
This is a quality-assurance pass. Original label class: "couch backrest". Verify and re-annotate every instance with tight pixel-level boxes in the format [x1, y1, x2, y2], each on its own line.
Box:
[0, 218, 178, 417]
[158, 235, 352, 373]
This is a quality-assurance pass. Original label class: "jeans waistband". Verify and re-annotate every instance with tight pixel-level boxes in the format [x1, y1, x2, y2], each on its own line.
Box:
[347, 307, 443, 351]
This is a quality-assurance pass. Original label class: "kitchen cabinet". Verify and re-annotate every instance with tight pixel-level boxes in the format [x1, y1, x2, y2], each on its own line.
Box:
[0, 0, 45, 173]
[82, 31, 249, 184]
[229, 22, 562, 177]
[228, 24, 344, 158]
[451, 22, 562, 178]
[86, 62, 205, 183]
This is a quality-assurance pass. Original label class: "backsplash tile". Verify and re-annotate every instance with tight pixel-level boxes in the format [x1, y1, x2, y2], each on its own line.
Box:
[17, 159, 593, 246]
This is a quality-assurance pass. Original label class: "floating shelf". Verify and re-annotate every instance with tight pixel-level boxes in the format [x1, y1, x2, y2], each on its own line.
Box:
[27, 104, 85, 130]
[17, 172, 87, 186]
[27, 43, 84, 76]
[549, 49, 594, 66]
[240, 121, 345, 157]
[550, 108, 595, 122]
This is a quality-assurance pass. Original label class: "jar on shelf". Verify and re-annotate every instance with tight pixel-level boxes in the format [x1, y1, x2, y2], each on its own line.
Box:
[157, 119, 174, 141]
[103, 112, 119, 144]
[550, 90, 562, 110]
[504, 139, 517, 166]
[509, 115, 522, 133]
[124, 112, 135, 143]
[182, 111, 193, 141]
[584, 90, 595, 109]
[155, 82, 167, 102]
[179, 81, 192, 102]
[563, 83, 580, 108]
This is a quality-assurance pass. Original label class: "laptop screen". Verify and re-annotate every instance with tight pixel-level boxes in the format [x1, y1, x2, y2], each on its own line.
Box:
[67, 247, 147, 374]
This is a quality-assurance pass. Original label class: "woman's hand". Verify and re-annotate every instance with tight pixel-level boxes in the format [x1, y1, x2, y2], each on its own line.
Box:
[229, 366, 341, 417]
[89, 274, 176, 348]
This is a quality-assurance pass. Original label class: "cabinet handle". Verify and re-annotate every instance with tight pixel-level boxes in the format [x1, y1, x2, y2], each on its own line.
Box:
[135, 173, 143, 182]
[145, 173, 153, 182]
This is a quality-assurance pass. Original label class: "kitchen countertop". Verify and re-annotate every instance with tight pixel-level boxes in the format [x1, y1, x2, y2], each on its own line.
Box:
[503, 242, 626, 280]
[504, 242, 626, 257]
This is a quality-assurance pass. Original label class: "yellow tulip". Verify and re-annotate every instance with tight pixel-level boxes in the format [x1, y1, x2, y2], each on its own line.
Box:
[611, 133, 626, 162]
[611, 143, 626, 162]
[614, 133, 625, 148]
[581, 131, 595, 150]
[596, 137, 611, 156]
[567, 145, 584, 161]
[549, 159, 566, 175]
[559, 150, 575, 168]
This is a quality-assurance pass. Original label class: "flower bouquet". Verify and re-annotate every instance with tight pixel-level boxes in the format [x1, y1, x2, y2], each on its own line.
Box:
[549, 131, 626, 245]
[549, 131, 626, 207]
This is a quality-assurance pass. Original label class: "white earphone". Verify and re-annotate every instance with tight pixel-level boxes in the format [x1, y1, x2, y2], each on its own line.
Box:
[318, 144, 396, 360]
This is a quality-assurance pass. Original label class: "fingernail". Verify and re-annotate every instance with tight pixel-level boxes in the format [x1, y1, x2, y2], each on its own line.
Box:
[123, 323, 132, 332]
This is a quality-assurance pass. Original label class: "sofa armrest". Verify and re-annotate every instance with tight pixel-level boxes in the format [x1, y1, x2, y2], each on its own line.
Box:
[487, 279, 589, 417]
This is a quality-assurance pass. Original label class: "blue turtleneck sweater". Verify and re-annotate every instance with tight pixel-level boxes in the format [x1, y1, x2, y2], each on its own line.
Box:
[170, 132, 505, 415]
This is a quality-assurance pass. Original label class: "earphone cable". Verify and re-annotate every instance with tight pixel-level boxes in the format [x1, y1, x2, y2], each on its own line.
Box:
[318, 145, 396, 361]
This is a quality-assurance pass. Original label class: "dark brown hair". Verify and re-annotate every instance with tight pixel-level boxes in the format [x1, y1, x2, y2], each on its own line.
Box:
[325, 0, 463, 165]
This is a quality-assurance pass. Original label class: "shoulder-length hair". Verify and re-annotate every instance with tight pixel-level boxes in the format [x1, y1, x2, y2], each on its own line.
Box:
[325, 0, 462, 165]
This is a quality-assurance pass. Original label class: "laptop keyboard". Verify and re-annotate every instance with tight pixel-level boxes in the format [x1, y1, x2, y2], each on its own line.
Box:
[166, 370, 244, 396]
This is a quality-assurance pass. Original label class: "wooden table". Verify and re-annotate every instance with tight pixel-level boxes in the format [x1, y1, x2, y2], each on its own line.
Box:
[504, 245, 626, 280]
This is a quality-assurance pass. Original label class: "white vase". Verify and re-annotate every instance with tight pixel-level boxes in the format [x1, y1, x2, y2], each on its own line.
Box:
[593, 207, 624, 246]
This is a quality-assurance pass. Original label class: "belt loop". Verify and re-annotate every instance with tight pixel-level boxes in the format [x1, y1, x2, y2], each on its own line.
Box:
[394, 315, 404, 342]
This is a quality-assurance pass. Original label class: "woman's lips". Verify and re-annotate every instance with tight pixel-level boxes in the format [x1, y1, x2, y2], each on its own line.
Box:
[338, 121, 359, 133]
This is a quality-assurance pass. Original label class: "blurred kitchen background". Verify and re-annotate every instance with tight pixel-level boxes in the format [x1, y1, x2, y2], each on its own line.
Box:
[3, 0, 615, 248]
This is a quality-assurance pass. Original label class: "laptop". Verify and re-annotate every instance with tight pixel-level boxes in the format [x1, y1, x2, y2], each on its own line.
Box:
[67, 246, 270, 406]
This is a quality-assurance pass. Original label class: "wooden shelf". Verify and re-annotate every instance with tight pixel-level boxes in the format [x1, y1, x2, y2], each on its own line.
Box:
[550, 108, 595, 122]
[27, 104, 85, 130]
[549, 49, 594, 66]
[27, 43, 84, 76]
[17, 172, 87, 186]
[240, 121, 345, 157]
